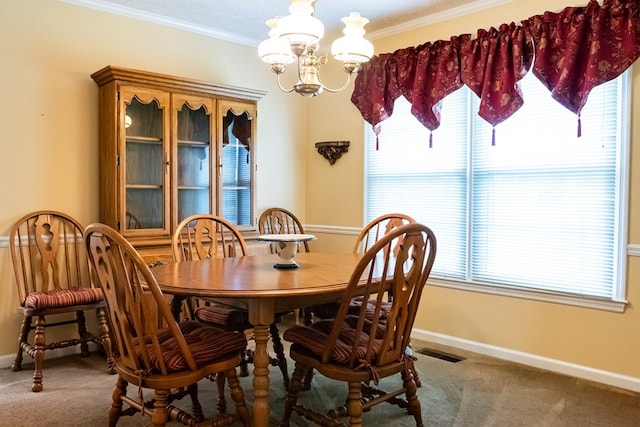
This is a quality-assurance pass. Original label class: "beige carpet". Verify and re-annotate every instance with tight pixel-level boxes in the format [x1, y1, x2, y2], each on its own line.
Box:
[1, 338, 639, 426]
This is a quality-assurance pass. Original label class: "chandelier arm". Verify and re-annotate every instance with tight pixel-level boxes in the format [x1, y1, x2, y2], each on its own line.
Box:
[276, 73, 296, 93]
[321, 72, 354, 93]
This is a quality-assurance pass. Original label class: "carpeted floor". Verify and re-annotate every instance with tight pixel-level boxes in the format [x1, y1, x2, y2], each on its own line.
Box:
[1, 333, 639, 426]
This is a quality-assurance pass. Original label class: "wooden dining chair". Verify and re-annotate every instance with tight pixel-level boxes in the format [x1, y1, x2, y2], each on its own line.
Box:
[258, 207, 312, 325]
[85, 222, 251, 427]
[310, 213, 416, 320]
[258, 207, 311, 253]
[281, 223, 436, 427]
[352, 213, 416, 256]
[172, 213, 290, 386]
[8, 210, 114, 392]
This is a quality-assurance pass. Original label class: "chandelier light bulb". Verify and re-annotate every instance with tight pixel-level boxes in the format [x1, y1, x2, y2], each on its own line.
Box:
[277, 0, 324, 56]
[258, 17, 296, 74]
[258, 1, 374, 97]
[331, 13, 374, 72]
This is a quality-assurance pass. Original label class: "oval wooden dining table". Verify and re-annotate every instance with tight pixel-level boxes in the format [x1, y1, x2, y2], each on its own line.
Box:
[151, 251, 363, 427]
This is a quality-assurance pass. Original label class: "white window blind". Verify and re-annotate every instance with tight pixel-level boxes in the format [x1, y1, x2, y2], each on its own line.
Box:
[365, 71, 629, 302]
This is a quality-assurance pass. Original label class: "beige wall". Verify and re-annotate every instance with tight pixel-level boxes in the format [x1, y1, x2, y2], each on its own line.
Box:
[0, 0, 308, 356]
[306, 0, 640, 382]
[2, 0, 639, 386]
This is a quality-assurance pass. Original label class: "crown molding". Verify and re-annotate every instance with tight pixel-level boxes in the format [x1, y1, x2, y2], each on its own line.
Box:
[58, 0, 260, 46]
[59, 0, 518, 48]
[368, 0, 516, 40]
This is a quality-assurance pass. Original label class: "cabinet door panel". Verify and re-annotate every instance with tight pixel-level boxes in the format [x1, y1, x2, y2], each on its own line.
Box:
[173, 95, 215, 226]
[120, 87, 170, 235]
[219, 101, 256, 229]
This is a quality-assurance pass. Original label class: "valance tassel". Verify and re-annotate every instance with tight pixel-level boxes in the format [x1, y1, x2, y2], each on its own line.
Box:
[429, 132, 433, 148]
[373, 124, 381, 150]
[492, 127, 496, 146]
[577, 115, 582, 138]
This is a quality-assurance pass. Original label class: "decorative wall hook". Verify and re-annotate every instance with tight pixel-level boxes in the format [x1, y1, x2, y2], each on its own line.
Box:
[315, 141, 350, 165]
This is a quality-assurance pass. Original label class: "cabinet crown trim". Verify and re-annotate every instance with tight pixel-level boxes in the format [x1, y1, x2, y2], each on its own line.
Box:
[91, 65, 266, 101]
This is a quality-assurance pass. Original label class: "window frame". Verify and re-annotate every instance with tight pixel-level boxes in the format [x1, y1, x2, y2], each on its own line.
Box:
[363, 70, 631, 313]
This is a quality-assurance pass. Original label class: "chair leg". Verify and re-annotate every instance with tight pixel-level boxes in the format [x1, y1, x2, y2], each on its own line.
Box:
[187, 383, 204, 422]
[239, 351, 250, 377]
[270, 322, 289, 389]
[215, 371, 227, 415]
[347, 381, 364, 427]
[301, 367, 314, 391]
[108, 376, 127, 427]
[403, 368, 424, 427]
[11, 315, 31, 372]
[76, 310, 90, 357]
[408, 357, 421, 388]
[151, 389, 170, 426]
[31, 315, 46, 392]
[225, 367, 251, 427]
[280, 363, 308, 426]
[96, 307, 115, 373]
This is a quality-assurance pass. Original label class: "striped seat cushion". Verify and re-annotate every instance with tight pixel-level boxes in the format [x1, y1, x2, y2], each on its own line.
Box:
[24, 287, 104, 309]
[311, 297, 391, 320]
[194, 303, 250, 327]
[283, 315, 385, 365]
[146, 320, 247, 372]
[348, 296, 392, 320]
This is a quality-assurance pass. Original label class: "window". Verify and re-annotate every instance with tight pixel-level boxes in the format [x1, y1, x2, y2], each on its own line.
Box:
[365, 71, 630, 311]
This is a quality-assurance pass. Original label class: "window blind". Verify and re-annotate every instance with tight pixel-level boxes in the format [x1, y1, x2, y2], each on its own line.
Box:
[365, 71, 627, 299]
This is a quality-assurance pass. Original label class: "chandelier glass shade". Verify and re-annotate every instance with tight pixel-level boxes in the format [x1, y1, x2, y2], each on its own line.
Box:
[258, 0, 374, 97]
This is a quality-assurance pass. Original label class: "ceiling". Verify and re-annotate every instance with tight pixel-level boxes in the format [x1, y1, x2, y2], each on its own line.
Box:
[62, 0, 510, 46]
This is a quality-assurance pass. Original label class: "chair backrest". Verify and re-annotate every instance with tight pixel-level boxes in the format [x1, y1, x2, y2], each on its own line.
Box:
[324, 223, 436, 369]
[9, 210, 93, 304]
[258, 207, 310, 253]
[352, 213, 416, 255]
[172, 214, 248, 262]
[85, 223, 198, 375]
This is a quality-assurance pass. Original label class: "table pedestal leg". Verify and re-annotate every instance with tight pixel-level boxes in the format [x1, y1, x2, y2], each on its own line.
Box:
[252, 324, 271, 427]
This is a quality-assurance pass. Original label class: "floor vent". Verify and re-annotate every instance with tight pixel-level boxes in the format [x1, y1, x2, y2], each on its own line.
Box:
[417, 348, 466, 363]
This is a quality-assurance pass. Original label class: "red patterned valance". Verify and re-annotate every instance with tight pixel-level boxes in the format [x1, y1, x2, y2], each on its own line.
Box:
[351, 0, 640, 147]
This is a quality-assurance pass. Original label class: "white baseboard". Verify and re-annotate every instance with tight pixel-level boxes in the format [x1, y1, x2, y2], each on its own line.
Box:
[412, 328, 640, 393]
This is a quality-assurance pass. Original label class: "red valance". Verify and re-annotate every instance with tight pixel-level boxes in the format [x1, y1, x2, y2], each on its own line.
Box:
[525, 0, 640, 135]
[351, 0, 640, 147]
[460, 23, 533, 144]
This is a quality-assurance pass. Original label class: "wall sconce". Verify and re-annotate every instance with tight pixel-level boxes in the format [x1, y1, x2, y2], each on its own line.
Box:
[315, 141, 350, 165]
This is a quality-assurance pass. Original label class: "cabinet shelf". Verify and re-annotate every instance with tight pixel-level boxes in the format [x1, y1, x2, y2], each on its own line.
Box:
[177, 139, 209, 147]
[126, 136, 163, 144]
[126, 184, 163, 189]
[223, 186, 250, 190]
[178, 186, 209, 190]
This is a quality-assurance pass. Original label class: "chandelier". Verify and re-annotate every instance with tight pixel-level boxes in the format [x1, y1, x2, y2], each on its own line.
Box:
[258, 0, 374, 98]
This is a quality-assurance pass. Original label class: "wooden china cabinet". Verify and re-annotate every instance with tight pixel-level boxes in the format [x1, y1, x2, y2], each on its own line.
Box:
[91, 66, 265, 262]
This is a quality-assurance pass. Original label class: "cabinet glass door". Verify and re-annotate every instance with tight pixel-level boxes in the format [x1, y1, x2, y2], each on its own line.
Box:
[174, 96, 214, 224]
[219, 102, 255, 228]
[120, 88, 170, 235]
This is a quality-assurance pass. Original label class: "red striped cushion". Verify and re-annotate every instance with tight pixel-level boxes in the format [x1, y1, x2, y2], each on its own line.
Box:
[147, 320, 247, 372]
[348, 296, 392, 320]
[283, 316, 385, 365]
[24, 287, 104, 309]
[194, 303, 249, 327]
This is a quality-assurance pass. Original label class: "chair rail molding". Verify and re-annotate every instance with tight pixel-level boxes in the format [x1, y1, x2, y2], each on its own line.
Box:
[626, 243, 640, 256]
